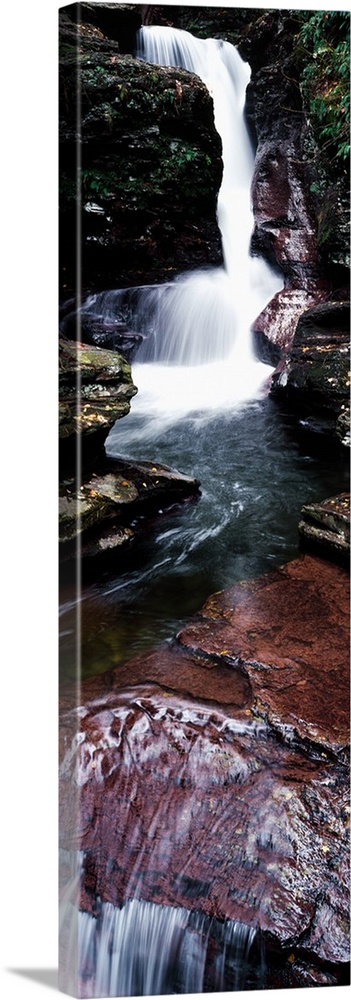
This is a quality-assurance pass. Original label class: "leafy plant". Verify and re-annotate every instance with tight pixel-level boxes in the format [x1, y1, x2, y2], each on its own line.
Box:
[297, 11, 350, 170]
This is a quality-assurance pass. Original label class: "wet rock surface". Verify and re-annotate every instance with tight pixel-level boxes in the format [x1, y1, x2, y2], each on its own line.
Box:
[59, 337, 137, 464]
[60, 553, 350, 985]
[59, 455, 200, 558]
[270, 302, 350, 440]
[179, 554, 350, 757]
[252, 288, 324, 363]
[299, 493, 350, 564]
[60, 303, 144, 362]
[249, 135, 328, 358]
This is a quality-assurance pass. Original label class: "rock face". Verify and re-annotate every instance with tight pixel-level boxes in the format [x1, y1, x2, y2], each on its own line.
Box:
[178, 554, 349, 757]
[60, 553, 350, 989]
[59, 337, 137, 464]
[59, 454, 200, 557]
[62, 313, 144, 362]
[59, 338, 201, 555]
[270, 302, 350, 440]
[59, 6, 222, 298]
[242, 14, 330, 359]
[299, 493, 350, 563]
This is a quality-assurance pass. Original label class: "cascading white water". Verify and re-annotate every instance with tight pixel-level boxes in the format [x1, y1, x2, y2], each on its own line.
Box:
[82, 25, 283, 422]
[136, 25, 283, 378]
[59, 691, 268, 995]
[137, 26, 258, 290]
[60, 882, 259, 997]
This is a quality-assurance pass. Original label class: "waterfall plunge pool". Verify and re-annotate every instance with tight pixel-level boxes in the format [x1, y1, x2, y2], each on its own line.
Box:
[59, 396, 348, 683]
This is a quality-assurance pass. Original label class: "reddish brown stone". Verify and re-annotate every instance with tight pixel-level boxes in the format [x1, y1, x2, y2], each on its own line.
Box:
[178, 555, 350, 754]
[60, 681, 349, 966]
[253, 288, 325, 357]
[270, 301, 351, 439]
[59, 554, 350, 978]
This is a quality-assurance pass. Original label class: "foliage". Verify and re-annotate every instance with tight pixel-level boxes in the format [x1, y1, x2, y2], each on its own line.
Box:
[76, 139, 214, 210]
[296, 11, 350, 172]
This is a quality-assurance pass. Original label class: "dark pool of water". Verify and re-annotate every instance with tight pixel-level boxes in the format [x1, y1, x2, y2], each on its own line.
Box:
[59, 397, 348, 683]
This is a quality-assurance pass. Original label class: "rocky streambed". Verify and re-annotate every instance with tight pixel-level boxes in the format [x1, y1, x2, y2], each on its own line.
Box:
[59, 322, 350, 990]
[59, 4, 350, 993]
[60, 549, 350, 991]
[59, 329, 350, 989]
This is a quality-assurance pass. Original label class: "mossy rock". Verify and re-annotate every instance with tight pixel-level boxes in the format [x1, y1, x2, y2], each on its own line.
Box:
[59, 7, 222, 293]
[59, 338, 137, 464]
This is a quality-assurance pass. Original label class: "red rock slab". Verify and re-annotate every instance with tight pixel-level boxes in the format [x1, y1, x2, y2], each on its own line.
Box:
[59, 683, 350, 965]
[178, 555, 350, 755]
[110, 643, 252, 711]
[60, 642, 252, 721]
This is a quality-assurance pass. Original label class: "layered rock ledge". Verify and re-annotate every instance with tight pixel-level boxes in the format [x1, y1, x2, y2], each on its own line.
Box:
[59, 337, 201, 554]
[270, 302, 350, 442]
[59, 454, 200, 557]
[299, 493, 350, 563]
[59, 337, 137, 464]
[60, 552, 350, 988]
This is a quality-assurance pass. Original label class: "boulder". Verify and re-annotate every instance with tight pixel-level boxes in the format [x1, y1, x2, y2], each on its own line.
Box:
[252, 288, 324, 364]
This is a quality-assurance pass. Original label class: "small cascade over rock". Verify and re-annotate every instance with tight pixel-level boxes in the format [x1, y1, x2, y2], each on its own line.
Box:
[60, 660, 350, 995]
[60, 888, 260, 997]
[59, 688, 268, 996]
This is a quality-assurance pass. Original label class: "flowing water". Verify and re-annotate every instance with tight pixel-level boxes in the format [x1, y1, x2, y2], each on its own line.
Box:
[60, 26, 347, 681]
[60, 25, 348, 994]
[60, 881, 261, 997]
[59, 693, 269, 996]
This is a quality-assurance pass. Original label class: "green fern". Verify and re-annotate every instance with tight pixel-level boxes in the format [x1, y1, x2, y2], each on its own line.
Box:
[297, 11, 350, 167]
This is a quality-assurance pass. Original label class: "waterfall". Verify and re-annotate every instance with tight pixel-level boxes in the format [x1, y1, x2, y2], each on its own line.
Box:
[60, 885, 261, 997]
[59, 690, 269, 996]
[138, 26, 256, 287]
[80, 25, 283, 423]
[60, 27, 283, 997]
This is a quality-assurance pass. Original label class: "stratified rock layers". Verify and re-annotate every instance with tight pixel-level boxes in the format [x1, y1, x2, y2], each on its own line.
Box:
[270, 302, 350, 440]
[60, 554, 350, 985]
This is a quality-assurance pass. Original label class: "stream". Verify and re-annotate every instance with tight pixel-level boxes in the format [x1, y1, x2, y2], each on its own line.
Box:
[59, 24, 349, 996]
[60, 397, 347, 682]
[60, 25, 347, 683]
